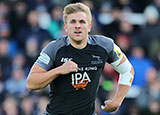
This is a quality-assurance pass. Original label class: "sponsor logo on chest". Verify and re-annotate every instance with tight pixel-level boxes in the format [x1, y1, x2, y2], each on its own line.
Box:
[71, 72, 91, 90]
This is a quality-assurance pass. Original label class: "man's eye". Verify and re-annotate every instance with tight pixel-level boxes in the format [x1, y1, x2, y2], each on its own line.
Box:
[80, 20, 86, 23]
[70, 20, 76, 23]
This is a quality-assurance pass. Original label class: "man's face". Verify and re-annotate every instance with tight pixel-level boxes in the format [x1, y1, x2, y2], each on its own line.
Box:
[64, 12, 91, 43]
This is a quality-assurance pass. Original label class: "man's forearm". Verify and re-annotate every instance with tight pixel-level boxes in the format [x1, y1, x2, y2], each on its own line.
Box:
[112, 84, 130, 106]
[26, 65, 61, 91]
[27, 61, 78, 91]
[101, 84, 130, 113]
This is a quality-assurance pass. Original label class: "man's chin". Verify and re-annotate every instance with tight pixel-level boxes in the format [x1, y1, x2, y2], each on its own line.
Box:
[73, 36, 83, 42]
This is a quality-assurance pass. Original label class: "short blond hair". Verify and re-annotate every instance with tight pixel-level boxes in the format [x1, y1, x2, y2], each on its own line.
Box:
[63, 2, 92, 24]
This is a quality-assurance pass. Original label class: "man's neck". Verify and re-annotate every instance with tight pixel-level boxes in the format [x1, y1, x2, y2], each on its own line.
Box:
[69, 38, 88, 49]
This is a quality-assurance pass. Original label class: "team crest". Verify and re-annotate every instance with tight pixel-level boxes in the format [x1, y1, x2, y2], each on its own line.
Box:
[114, 44, 122, 58]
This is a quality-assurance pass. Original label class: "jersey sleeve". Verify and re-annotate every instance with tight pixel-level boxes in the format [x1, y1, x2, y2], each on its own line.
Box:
[107, 40, 123, 64]
[91, 35, 123, 63]
[35, 41, 55, 71]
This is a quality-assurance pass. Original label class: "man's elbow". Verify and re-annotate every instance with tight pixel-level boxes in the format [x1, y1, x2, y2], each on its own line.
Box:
[26, 78, 35, 91]
[26, 86, 33, 92]
[26, 84, 42, 91]
[26, 78, 45, 91]
[26, 81, 33, 91]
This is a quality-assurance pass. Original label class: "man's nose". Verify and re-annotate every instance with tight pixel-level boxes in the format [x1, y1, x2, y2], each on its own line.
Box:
[75, 22, 81, 28]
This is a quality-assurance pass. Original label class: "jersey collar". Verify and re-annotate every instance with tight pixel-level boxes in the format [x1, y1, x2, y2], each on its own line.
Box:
[66, 35, 91, 46]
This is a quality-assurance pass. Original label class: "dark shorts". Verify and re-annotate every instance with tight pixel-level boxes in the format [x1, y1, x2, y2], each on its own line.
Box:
[43, 110, 97, 115]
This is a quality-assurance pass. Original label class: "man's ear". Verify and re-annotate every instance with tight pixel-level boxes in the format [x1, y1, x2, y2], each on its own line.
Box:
[64, 23, 67, 32]
[88, 23, 92, 32]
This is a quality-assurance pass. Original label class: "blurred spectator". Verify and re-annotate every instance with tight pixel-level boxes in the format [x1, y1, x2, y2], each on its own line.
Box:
[136, 67, 160, 112]
[144, 5, 159, 25]
[0, 39, 12, 81]
[115, 34, 131, 55]
[20, 95, 35, 115]
[0, 2, 10, 19]
[12, 52, 26, 68]
[16, 10, 51, 50]
[1, 96, 19, 115]
[25, 38, 39, 69]
[145, 100, 160, 115]
[152, 0, 160, 14]
[97, 1, 120, 38]
[4, 66, 27, 97]
[115, 19, 134, 55]
[141, 5, 160, 58]
[129, 45, 153, 88]
[36, 96, 49, 115]
[0, 22, 11, 40]
[38, 11, 51, 30]
[0, 22, 18, 57]
[81, 0, 101, 35]
[9, 1, 28, 38]
[11, 52, 31, 75]
[47, 5, 64, 39]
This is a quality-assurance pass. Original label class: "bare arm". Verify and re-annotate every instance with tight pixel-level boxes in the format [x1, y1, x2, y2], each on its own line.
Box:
[26, 61, 78, 91]
[101, 84, 130, 112]
[101, 55, 134, 113]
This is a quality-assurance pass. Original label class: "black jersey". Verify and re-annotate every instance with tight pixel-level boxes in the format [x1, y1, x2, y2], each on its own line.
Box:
[35, 35, 121, 115]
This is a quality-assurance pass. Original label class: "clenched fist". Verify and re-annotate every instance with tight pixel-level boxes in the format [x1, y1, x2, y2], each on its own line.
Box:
[58, 61, 78, 75]
[101, 100, 120, 113]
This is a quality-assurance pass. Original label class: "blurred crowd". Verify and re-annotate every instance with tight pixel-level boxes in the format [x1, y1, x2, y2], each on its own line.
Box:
[0, 0, 160, 115]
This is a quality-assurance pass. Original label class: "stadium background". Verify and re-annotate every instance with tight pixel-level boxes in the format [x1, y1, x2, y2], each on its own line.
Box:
[0, 0, 160, 115]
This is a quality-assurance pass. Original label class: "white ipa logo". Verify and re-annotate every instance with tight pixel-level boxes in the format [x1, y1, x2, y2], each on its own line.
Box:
[71, 72, 91, 90]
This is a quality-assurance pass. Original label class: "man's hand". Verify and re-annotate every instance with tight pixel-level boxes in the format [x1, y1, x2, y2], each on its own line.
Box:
[58, 61, 78, 75]
[101, 100, 120, 113]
